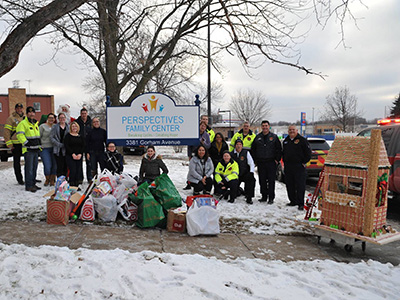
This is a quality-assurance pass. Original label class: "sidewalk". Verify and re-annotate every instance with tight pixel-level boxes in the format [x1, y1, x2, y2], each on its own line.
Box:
[1, 220, 400, 265]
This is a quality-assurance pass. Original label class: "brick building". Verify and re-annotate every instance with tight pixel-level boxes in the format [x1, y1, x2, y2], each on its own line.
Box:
[0, 88, 54, 135]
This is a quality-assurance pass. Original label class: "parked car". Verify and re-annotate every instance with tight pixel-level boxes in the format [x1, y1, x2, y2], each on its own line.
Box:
[0, 136, 12, 162]
[276, 137, 331, 181]
[357, 117, 400, 197]
[123, 145, 146, 155]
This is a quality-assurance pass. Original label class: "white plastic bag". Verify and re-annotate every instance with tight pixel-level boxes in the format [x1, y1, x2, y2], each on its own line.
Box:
[113, 184, 128, 204]
[186, 203, 220, 236]
[99, 169, 118, 192]
[93, 194, 119, 222]
[117, 173, 137, 189]
[79, 196, 95, 221]
[118, 198, 138, 222]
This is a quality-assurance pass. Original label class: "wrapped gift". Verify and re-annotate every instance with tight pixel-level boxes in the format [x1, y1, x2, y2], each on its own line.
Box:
[47, 199, 70, 225]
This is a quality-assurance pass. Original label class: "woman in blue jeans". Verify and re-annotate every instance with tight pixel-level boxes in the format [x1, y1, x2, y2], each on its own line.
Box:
[39, 113, 57, 186]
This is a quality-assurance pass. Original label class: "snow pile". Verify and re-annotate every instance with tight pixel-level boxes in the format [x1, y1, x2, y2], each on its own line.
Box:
[0, 243, 398, 299]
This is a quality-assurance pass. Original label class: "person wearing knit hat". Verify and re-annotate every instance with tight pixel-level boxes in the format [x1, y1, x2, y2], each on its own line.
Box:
[214, 151, 239, 203]
[230, 138, 256, 204]
[16, 105, 42, 192]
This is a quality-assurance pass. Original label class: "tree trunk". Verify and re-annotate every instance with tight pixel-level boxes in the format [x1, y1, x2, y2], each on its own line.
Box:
[97, 0, 120, 106]
[0, 0, 88, 77]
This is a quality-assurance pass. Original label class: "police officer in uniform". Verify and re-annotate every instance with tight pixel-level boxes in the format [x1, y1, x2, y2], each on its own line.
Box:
[230, 121, 256, 152]
[230, 139, 256, 204]
[200, 115, 215, 143]
[4, 103, 25, 184]
[16, 106, 42, 192]
[282, 125, 311, 210]
[251, 120, 282, 204]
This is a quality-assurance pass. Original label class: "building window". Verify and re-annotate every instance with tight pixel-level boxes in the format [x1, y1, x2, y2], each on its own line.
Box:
[0, 102, 2, 112]
[33, 102, 41, 112]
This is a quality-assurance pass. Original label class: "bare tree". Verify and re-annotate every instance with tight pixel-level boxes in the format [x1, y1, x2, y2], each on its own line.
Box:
[0, 1, 368, 101]
[0, 0, 88, 77]
[321, 86, 363, 132]
[229, 89, 271, 126]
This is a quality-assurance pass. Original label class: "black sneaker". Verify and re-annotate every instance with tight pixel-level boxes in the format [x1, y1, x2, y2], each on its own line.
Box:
[246, 197, 253, 204]
[34, 185, 42, 190]
[258, 197, 267, 202]
[286, 203, 297, 207]
[228, 198, 235, 203]
[35, 179, 42, 183]
[298, 205, 304, 211]
[267, 199, 274, 205]
[183, 184, 191, 190]
[18, 180, 25, 185]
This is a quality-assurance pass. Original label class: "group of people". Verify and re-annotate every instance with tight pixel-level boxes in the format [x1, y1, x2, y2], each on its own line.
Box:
[185, 116, 311, 210]
[5, 105, 311, 208]
[4, 104, 124, 192]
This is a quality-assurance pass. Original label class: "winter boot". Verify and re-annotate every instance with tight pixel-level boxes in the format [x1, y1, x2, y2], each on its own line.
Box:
[50, 175, 56, 186]
[44, 175, 50, 186]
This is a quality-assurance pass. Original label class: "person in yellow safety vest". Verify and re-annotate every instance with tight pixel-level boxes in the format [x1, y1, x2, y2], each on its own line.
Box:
[214, 151, 239, 203]
[16, 106, 42, 193]
[4, 103, 25, 184]
[229, 121, 256, 152]
[201, 115, 215, 143]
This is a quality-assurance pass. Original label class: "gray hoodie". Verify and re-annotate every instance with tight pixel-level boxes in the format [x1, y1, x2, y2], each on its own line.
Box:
[187, 155, 214, 184]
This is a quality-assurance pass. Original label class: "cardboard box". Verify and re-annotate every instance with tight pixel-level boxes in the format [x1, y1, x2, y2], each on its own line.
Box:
[167, 209, 186, 233]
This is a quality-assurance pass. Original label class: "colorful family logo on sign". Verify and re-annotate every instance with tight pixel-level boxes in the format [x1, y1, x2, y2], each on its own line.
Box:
[106, 93, 199, 146]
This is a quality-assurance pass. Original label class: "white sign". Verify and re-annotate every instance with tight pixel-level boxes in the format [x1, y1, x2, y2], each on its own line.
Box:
[107, 93, 199, 146]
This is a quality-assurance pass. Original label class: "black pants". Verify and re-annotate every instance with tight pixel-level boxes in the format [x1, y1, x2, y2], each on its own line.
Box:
[54, 153, 68, 177]
[11, 144, 23, 183]
[257, 160, 277, 201]
[190, 177, 213, 194]
[239, 172, 256, 198]
[214, 179, 239, 201]
[284, 163, 307, 206]
[66, 155, 83, 186]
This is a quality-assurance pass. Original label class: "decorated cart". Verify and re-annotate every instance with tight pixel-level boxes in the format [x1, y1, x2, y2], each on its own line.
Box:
[306, 130, 400, 252]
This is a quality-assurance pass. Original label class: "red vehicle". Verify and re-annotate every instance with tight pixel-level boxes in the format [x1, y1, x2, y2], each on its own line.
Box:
[276, 137, 330, 181]
[357, 118, 400, 197]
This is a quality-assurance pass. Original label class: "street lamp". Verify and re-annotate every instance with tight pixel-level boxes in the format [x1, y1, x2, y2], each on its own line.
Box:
[218, 110, 232, 138]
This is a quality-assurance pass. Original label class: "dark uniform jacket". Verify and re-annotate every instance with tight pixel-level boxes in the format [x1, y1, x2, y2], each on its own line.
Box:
[282, 134, 311, 165]
[251, 131, 282, 163]
[230, 149, 252, 177]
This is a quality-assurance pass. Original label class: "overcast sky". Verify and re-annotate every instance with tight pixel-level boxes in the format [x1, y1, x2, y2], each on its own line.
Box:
[0, 1, 399, 123]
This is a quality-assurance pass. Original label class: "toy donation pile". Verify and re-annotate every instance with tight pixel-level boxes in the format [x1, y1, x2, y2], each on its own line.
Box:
[46, 171, 220, 236]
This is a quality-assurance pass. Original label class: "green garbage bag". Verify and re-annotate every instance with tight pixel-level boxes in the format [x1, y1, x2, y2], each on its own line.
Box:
[129, 182, 165, 228]
[151, 174, 182, 210]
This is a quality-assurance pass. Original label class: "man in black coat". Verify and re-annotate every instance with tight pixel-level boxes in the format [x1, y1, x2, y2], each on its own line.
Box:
[282, 125, 311, 210]
[251, 120, 282, 204]
[76, 107, 92, 182]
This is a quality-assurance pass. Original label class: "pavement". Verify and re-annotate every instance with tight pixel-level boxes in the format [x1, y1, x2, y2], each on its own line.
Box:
[1, 220, 400, 265]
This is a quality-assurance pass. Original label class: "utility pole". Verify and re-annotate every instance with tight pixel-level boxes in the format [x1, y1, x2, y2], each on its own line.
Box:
[207, 1, 211, 121]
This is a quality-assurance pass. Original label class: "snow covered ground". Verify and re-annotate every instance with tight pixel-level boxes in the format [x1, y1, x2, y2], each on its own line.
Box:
[1, 147, 399, 299]
[0, 147, 311, 236]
